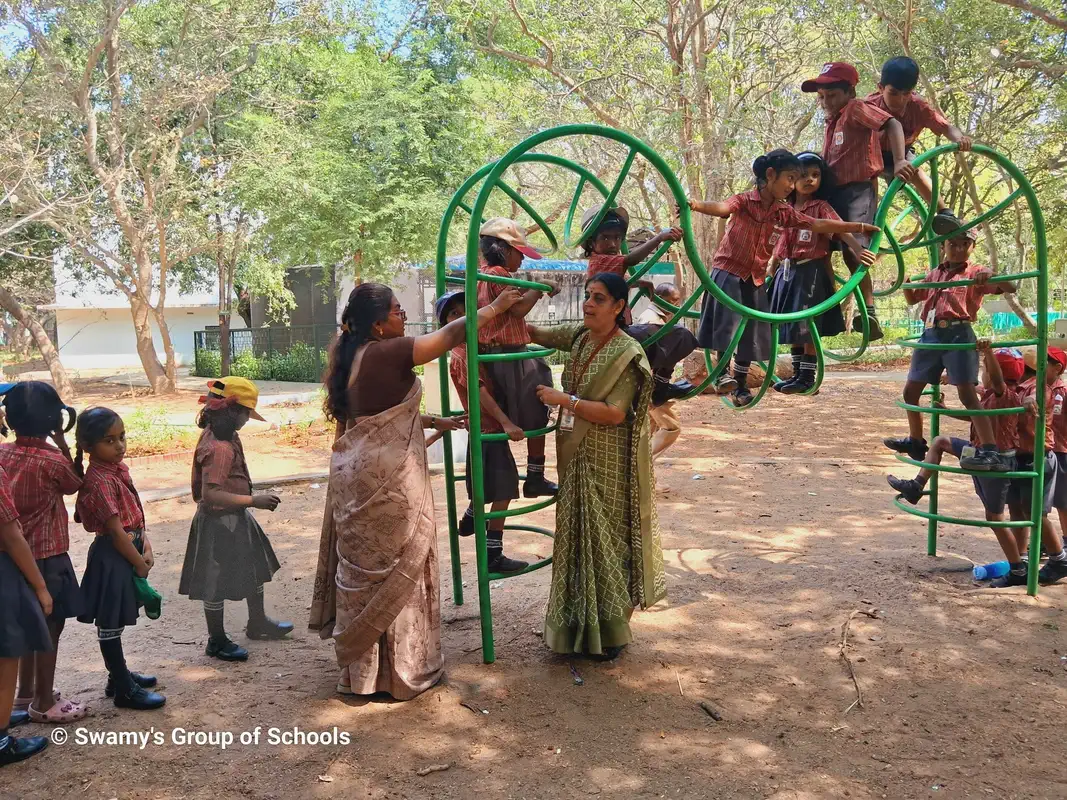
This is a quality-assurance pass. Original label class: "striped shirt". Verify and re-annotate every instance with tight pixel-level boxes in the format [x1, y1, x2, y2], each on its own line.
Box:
[1018, 377, 1064, 454]
[822, 98, 894, 184]
[0, 437, 82, 559]
[864, 92, 951, 149]
[76, 460, 145, 534]
[476, 265, 531, 347]
[0, 464, 18, 525]
[713, 190, 818, 285]
[772, 197, 840, 262]
[586, 254, 627, 280]
[449, 345, 504, 434]
[910, 262, 1002, 323]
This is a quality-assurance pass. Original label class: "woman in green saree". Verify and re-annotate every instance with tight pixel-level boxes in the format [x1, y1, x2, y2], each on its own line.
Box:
[531, 272, 667, 659]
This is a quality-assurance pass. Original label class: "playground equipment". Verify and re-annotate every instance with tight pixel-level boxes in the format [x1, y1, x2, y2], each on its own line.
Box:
[434, 126, 1050, 663]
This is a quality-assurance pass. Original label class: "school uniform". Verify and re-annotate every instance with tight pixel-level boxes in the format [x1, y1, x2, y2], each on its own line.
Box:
[1048, 379, 1067, 511]
[864, 92, 951, 181]
[450, 344, 520, 505]
[696, 190, 818, 361]
[0, 437, 84, 621]
[945, 386, 1021, 515]
[821, 98, 893, 248]
[76, 461, 147, 630]
[477, 265, 553, 432]
[1008, 376, 1061, 515]
[768, 197, 847, 343]
[905, 262, 1005, 386]
[179, 429, 280, 602]
[0, 465, 52, 659]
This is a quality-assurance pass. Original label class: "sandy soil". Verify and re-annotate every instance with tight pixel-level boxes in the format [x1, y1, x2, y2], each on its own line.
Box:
[6, 378, 1067, 800]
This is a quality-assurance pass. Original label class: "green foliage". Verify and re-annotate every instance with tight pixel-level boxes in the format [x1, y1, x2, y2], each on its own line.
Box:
[123, 406, 199, 456]
[193, 341, 326, 383]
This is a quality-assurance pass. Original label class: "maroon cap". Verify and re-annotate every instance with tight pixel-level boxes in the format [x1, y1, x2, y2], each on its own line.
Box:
[801, 62, 860, 92]
[1048, 347, 1067, 370]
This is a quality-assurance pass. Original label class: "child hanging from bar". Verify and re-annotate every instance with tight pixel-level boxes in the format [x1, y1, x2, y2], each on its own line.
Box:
[866, 56, 971, 234]
[476, 218, 559, 499]
[689, 149, 881, 406]
[767, 151, 875, 394]
[580, 206, 697, 406]
[1007, 347, 1067, 585]
[437, 291, 529, 575]
[883, 228, 1017, 471]
[179, 377, 292, 662]
[74, 408, 166, 710]
[887, 344, 1034, 587]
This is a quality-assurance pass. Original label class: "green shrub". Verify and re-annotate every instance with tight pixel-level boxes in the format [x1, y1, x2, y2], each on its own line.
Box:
[193, 349, 221, 378]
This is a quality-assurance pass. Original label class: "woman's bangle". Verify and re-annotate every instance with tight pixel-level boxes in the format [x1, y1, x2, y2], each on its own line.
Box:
[429, 417, 437, 430]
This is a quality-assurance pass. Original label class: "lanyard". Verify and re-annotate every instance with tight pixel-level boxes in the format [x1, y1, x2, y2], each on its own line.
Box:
[571, 329, 618, 391]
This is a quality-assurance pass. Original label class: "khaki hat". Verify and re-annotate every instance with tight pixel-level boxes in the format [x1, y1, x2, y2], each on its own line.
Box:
[1021, 346, 1038, 372]
[479, 218, 542, 260]
[581, 205, 630, 234]
[200, 376, 266, 421]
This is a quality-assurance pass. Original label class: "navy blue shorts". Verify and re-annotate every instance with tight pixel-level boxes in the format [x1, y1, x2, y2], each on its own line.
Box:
[948, 437, 1013, 516]
[1053, 452, 1067, 511]
[907, 325, 979, 387]
[1007, 451, 1057, 516]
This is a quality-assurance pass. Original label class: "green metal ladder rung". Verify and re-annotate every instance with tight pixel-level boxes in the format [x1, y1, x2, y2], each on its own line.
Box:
[485, 495, 556, 520]
[896, 400, 1026, 417]
[444, 271, 553, 292]
[893, 497, 1036, 529]
[893, 453, 1038, 478]
[895, 335, 1040, 350]
[479, 348, 556, 363]
[900, 269, 1039, 290]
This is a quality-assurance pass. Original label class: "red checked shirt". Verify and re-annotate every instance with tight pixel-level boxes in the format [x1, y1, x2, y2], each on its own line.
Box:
[864, 92, 951, 149]
[0, 464, 18, 525]
[476, 265, 531, 347]
[76, 460, 145, 534]
[972, 386, 1021, 451]
[1017, 377, 1063, 454]
[822, 98, 894, 184]
[772, 198, 840, 262]
[0, 437, 82, 559]
[1050, 378, 1067, 454]
[449, 345, 504, 434]
[192, 429, 253, 511]
[713, 190, 818, 285]
[910, 262, 1001, 324]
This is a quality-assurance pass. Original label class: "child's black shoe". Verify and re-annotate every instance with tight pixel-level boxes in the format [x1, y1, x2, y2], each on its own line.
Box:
[853, 311, 884, 341]
[206, 636, 249, 662]
[991, 570, 1028, 588]
[883, 436, 928, 461]
[114, 684, 166, 711]
[778, 376, 814, 395]
[887, 475, 924, 505]
[523, 475, 558, 498]
[105, 671, 157, 698]
[458, 509, 475, 537]
[487, 553, 529, 575]
[773, 378, 796, 394]
[1038, 558, 1067, 585]
[247, 618, 294, 640]
[960, 444, 1002, 472]
[0, 734, 47, 767]
[714, 374, 738, 394]
[732, 387, 754, 407]
[7, 711, 29, 728]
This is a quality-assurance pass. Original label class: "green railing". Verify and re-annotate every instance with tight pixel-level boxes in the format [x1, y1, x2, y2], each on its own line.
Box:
[437, 129, 1051, 665]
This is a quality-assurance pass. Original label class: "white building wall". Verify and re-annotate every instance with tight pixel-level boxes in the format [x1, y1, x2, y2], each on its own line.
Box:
[55, 307, 217, 369]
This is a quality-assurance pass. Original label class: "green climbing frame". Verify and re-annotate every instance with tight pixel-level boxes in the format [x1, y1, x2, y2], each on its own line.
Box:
[435, 128, 1051, 664]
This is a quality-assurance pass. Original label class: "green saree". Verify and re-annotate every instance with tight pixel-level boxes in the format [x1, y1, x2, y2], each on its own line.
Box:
[535, 323, 667, 655]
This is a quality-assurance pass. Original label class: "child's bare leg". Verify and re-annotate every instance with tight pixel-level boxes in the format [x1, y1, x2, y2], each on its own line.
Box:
[958, 383, 995, 445]
[32, 620, 63, 711]
[989, 513, 1024, 563]
[803, 343, 817, 357]
[1039, 515, 1063, 556]
[1, 657, 18, 729]
[527, 436, 545, 461]
[909, 169, 949, 215]
[903, 380, 927, 440]
[843, 248, 875, 309]
[1008, 499, 1030, 557]
[16, 655, 34, 702]
[912, 435, 956, 483]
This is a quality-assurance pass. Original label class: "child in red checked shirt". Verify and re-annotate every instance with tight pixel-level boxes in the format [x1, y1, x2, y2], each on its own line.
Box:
[0, 381, 87, 725]
[0, 460, 52, 768]
[73, 407, 166, 711]
[437, 291, 528, 575]
[887, 345, 1037, 587]
[884, 228, 1017, 471]
[689, 149, 879, 406]
[865, 57, 971, 234]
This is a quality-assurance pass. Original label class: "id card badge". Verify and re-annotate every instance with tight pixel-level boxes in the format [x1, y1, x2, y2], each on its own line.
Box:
[925, 309, 936, 329]
[559, 408, 575, 431]
[961, 445, 977, 460]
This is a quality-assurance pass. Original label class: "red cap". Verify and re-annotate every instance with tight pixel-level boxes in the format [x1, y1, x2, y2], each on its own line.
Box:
[994, 350, 1024, 382]
[801, 62, 860, 93]
[1048, 347, 1067, 370]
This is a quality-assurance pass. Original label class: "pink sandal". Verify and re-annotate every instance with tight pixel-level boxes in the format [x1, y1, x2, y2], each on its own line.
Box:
[28, 697, 88, 724]
[14, 690, 60, 712]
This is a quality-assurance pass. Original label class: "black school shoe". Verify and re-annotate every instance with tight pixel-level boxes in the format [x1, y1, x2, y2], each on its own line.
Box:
[523, 475, 558, 498]
[715, 374, 738, 395]
[960, 445, 1005, 472]
[991, 570, 1029, 588]
[1039, 558, 1067, 585]
[0, 735, 47, 768]
[458, 508, 475, 537]
[487, 553, 529, 574]
[113, 684, 166, 711]
[773, 378, 797, 394]
[652, 378, 694, 406]
[247, 618, 294, 641]
[7, 711, 29, 728]
[105, 671, 157, 698]
[778, 375, 814, 395]
[887, 475, 924, 505]
[206, 636, 249, 662]
[931, 210, 964, 237]
[733, 386, 754, 407]
[883, 436, 929, 462]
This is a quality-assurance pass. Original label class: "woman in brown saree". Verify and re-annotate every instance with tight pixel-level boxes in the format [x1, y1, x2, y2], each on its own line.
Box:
[531, 272, 667, 660]
[310, 282, 521, 699]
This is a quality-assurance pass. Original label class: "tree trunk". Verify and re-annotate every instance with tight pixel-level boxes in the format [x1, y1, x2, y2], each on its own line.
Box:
[0, 285, 75, 400]
[219, 313, 231, 376]
[128, 294, 170, 393]
[1003, 292, 1037, 334]
[150, 305, 179, 392]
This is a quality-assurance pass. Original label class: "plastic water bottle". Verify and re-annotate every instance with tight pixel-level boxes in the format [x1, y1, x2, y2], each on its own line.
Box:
[973, 561, 1011, 580]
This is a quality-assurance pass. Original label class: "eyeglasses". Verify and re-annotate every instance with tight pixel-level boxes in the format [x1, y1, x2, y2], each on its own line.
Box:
[390, 307, 407, 320]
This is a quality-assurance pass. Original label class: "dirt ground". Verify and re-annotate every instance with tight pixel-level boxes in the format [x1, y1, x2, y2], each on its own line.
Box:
[6, 377, 1067, 800]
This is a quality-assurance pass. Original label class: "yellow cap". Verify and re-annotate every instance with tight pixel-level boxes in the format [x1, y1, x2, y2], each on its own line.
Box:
[204, 377, 266, 421]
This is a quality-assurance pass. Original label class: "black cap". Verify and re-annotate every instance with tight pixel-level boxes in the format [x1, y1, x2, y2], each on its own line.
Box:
[434, 291, 465, 327]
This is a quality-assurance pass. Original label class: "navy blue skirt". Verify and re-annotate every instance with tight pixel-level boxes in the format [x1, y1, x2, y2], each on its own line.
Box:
[78, 533, 143, 629]
[179, 508, 281, 602]
[0, 552, 53, 658]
